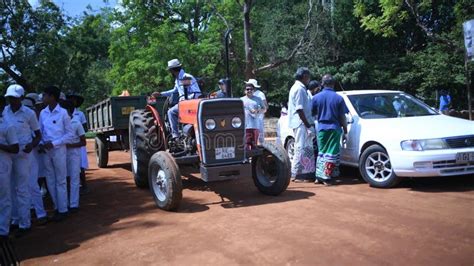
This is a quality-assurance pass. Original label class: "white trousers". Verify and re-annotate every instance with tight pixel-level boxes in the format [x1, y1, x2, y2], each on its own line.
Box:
[80, 146, 89, 169]
[29, 149, 47, 219]
[290, 124, 315, 177]
[0, 153, 12, 236]
[67, 148, 81, 208]
[11, 150, 32, 229]
[43, 146, 68, 213]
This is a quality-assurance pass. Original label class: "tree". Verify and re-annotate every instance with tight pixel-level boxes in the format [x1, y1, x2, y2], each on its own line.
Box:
[235, 0, 316, 79]
[0, 0, 67, 91]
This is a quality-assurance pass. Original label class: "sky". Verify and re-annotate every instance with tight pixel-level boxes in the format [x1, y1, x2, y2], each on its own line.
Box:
[28, 0, 119, 17]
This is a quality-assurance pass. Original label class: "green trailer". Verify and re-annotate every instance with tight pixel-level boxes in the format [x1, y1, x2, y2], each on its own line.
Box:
[87, 96, 168, 168]
[87, 96, 167, 168]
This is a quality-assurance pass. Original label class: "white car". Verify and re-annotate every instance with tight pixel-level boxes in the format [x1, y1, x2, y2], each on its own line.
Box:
[277, 90, 474, 188]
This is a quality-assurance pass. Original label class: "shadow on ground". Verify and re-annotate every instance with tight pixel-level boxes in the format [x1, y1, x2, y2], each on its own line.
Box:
[15, 176, 158, 262]
[404, 175, 474, 193]
[180, 166, 315, 210]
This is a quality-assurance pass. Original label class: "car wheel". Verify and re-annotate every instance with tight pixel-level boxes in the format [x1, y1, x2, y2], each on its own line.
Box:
[284, 137, 295, 162]
[359, 144, 402, 188]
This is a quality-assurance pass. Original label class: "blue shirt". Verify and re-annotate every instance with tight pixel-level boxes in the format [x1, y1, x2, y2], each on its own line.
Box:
[161, 69, 201, 100]
[439, 94, 451, 111]
[312, 87, 348, 131]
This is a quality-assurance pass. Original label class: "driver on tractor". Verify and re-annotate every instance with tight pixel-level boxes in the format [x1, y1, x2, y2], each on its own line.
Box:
[152, 59, 201, 140]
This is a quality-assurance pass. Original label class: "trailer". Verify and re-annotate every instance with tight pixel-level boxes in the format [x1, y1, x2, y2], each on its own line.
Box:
[86, 96, 167, 168]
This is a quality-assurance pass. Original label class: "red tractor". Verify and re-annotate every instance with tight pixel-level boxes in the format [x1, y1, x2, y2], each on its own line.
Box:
[128, 95, 291, 211]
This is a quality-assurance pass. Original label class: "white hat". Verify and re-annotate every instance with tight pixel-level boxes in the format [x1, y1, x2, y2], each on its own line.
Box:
[22, 98, 35, 108]
[167, 59, 182, 69]
[5, 84, 25, 98]
[37, 93, 44, 104]
[25, 92, 40, 102]
[244, 79, 261, 88]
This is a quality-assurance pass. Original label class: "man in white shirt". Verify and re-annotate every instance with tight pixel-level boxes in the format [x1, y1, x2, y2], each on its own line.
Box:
[288, 68, 315, 182]
[39, 86, 74, 222]
[67, 94, 89, 194]
[152, 59, 201, 140]
[244, 79, 268, 144]
[61, 100, 86, 212]
[0, 96, 20, 241]
[3, 85, 42, 237]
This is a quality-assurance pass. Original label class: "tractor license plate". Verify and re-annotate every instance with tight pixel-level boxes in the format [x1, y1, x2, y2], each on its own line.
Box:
[216, 147, 235, 160]
[455, 152, 474, 163]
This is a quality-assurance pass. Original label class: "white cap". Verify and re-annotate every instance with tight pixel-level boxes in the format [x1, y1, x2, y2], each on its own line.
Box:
[22, 98, 35, 108]
[244, 79, 261, 88]
[5, 84, 25, 98]
[37, 93, 44, 104]
[167, 59, 182, 69]
[25, 92, 40, 102]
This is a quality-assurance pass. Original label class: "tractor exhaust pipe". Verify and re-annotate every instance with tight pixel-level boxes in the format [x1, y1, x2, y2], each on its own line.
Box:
[224, 29, 233, 98]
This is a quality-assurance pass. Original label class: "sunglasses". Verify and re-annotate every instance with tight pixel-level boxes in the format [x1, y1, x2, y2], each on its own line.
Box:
[245, 87, 254, 91]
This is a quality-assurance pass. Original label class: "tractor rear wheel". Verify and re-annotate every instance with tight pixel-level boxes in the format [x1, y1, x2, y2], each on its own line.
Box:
[148, 151, 182, 211]
[252, 142, 291, 195]
[129, 109, 164, 188]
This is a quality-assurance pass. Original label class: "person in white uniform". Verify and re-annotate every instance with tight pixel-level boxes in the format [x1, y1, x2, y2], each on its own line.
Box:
[3, 85, 42, 237]
[0, 96, 20, 241]
[287, 67, 315, 182]
[22, 94, 48, 225]
[39, 86, 74, 222]
[61, 100, 86, 212]
[67, 94, 89, 194]
[244, 79, 267, 144]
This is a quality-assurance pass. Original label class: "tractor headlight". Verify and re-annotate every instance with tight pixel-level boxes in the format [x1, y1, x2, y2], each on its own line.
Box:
[231, 117, 242, 128]
[205, 119, 216, 130]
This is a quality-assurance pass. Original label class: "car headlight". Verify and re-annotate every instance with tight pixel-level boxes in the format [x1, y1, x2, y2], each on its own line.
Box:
[231, 117, 242, 128]
[205, 119, 216, 130]
[401, 138, 448, 151]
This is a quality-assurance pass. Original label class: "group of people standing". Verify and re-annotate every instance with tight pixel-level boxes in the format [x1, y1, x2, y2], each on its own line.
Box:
[288, 68, 348, 186]
[0, 84, 88, 241]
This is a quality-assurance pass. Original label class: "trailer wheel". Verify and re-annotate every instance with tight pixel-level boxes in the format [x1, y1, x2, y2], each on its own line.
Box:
[95, 134, 108, 168]
[148, 151, 182, 211]
[252, 142, 291, 195]
[129, 109, 163, 188]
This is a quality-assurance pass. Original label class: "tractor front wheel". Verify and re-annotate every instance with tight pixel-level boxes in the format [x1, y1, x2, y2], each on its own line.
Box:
[252, 142, 291, 196]
[148, 151, 182, 211]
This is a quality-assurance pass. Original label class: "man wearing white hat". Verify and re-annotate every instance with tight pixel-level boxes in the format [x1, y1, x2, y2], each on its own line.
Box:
[3, 84, 43, 236]
[244, 79, 268, 144]
[153, 59, 201, 139]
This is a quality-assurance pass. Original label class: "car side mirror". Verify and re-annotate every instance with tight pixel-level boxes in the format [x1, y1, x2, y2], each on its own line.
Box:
[346, 113, 354, 124]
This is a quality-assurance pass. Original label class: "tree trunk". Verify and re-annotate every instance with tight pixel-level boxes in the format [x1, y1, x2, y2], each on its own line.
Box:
[243, 0, 255, 79]
[0, 63, 32, 92]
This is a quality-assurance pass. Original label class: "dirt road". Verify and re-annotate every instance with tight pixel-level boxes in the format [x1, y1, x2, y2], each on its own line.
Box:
[17, 141, 474, 265]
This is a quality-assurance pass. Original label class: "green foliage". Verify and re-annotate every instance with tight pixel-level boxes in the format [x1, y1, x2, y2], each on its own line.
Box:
[1, 0, 471, 111]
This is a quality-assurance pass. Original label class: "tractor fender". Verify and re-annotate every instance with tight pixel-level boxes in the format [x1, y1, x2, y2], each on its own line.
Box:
[146, 104, 168, 150]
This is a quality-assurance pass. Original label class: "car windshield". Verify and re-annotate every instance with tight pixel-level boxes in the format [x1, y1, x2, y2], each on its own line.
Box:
[348, 93, 438, 119]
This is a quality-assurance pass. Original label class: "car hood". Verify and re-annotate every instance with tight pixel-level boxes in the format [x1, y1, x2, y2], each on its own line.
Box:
[360, 115, 474, 140]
